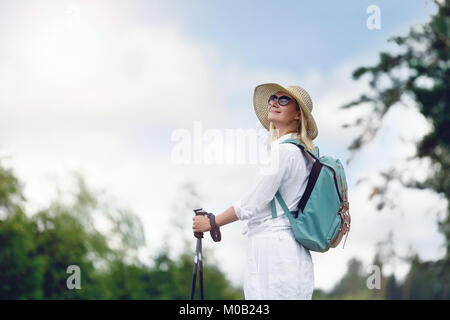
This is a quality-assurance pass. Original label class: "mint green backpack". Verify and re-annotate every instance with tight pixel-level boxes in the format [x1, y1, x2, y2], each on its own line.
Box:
[270, 138, 351, 252]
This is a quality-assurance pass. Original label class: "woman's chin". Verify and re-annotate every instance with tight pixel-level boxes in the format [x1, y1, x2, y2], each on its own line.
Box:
[268, 115, 281, 123]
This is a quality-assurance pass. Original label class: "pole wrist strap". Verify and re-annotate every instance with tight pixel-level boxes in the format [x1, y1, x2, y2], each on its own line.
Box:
[207, 213, 221, 242]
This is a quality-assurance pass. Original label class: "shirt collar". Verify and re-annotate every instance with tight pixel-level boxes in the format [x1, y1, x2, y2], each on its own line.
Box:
[271, 132, 299, 146]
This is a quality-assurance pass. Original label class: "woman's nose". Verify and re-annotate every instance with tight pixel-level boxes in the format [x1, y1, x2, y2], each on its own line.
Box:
[270, 100, 280, 108]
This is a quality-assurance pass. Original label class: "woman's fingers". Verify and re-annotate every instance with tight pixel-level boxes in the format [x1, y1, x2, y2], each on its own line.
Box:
[192, 216, 210, 232]
[192, 216, 200, 232]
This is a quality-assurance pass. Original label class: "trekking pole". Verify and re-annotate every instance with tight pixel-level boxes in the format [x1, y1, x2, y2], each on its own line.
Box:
[190, 208, 222, 300]
[190, 208, 206, 300]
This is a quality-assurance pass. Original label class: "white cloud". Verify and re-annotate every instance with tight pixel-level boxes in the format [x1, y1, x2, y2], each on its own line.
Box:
[0, 4, 230, 135]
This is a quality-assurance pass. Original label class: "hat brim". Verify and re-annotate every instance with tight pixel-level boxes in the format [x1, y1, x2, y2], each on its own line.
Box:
[253, 83, 318, 140]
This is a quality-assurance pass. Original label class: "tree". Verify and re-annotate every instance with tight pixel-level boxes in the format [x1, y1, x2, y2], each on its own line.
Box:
[0, 163, 44, 299]
[385, 274, 402, 300]
[401, 254, 449, 299]
[341, 0, 449, 299]
[341, 0, 449, 252]
[0, 209, 44, 299]
[0, 160, 243, 299]
[328, 258, 372, 299]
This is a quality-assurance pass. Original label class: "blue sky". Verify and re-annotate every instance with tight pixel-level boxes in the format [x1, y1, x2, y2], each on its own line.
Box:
[137, 0, 430, 73]
[0, 0, 444, 292]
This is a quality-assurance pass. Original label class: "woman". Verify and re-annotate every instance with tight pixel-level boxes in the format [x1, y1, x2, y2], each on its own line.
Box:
[192, 83, 318, 300]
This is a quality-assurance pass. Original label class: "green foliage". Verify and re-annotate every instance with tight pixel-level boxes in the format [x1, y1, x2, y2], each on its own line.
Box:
[341, 0, 450, 227]
[330, 1, 450, 297]
[313, 252, 450, 300]
[0, 165, 25, 216]
[0, 209, 44, 299]
[342, 0, 449, 277]
[384, 274, 402, 300]
[0, 161, 243, 300]
[141, 247, 243, 300]
[402, 254, 450, 300]
[314, 230, 449, 300]
[325, 258, 377, 300]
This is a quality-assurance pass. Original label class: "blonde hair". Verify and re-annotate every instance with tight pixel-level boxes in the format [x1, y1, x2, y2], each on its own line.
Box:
[269, 107, 315, 154]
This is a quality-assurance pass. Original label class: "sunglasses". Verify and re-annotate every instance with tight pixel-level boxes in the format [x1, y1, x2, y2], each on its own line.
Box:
[268, 94, 292, 106]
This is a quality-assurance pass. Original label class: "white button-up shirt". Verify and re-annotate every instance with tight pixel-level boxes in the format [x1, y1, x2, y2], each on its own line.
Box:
[232, 133, 315, 236]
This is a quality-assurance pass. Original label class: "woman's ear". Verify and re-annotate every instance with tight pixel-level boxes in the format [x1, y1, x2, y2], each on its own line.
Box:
[294, 111, 301, 120]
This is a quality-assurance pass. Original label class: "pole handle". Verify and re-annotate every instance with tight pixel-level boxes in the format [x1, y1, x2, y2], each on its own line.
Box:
[193, 208, 207, 239]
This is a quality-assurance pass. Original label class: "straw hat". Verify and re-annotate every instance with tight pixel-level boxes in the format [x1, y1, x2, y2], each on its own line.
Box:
[253, 83, 318, 140]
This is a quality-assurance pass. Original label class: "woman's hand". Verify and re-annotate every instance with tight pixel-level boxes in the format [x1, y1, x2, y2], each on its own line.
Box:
[192, 215, 211, 233]
[192, 206, 238, 233]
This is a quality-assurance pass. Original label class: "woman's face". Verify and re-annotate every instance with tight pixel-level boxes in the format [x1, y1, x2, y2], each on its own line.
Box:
[267, 91, 301, 127]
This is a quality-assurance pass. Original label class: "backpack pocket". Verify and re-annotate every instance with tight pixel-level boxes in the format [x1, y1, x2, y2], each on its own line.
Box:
[325, 214, 341, 245]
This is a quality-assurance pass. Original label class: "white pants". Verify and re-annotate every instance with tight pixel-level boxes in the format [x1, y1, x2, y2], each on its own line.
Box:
[244, 228, 314, 300]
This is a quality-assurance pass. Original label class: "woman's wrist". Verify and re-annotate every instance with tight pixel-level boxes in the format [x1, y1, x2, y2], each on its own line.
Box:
[208, 213, 218, 230]
[215, 206, 239, 228]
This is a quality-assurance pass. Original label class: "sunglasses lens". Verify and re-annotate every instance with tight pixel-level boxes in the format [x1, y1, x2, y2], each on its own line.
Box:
[278, 96, 291, 105]
[268, 95, 277, 104]
[267, 94, 291, 106]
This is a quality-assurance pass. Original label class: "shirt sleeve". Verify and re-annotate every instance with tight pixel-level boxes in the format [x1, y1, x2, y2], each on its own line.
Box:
[232, 144, 296, 221]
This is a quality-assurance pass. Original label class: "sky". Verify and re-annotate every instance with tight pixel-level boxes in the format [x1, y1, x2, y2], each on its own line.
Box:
[0, 0, 446, 292]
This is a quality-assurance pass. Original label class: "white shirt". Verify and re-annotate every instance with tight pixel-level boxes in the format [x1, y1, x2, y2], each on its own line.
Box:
[232, 133, 315, 236]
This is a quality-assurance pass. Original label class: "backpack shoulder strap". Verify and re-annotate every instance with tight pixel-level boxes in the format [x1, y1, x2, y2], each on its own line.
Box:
[281, 138, 319, 160]
[271, 138, 322, 217]
[270, 191, 291, 218]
